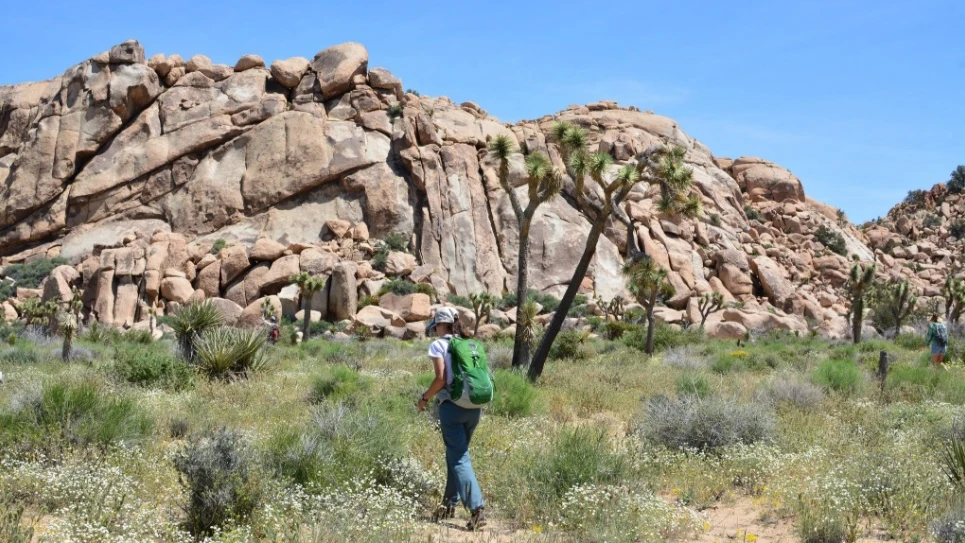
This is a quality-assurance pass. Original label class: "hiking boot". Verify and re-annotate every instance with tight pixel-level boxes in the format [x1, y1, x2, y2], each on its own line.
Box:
[467, 507, 487, 531]
[431, 504, 455, 523]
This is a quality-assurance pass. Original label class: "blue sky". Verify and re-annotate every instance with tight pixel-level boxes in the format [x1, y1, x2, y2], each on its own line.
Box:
[1, 0, 962, 222]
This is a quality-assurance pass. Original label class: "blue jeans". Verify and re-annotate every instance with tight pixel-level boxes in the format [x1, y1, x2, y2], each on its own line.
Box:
[439, 401, 484, 510]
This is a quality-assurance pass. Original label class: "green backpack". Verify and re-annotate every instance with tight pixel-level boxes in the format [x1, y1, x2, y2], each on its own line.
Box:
[447, 337, 495, 409]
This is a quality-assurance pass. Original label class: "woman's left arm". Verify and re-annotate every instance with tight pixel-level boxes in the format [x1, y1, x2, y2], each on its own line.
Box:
[417, 357, 447, 412]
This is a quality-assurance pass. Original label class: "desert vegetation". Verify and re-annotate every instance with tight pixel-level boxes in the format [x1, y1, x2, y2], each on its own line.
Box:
[1, 314, 965, 542]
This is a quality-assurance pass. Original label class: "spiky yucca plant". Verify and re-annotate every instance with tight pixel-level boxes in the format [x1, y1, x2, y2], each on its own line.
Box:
[169, 301, 224, 361]
[290, 273, 327, 341]
[624, 256, 675, 356]
[517, 300, 541, 352]
[847, 263, 876, 344]
[489, 135, 563, 367]
[194, 327, 270, 380]
[59, 313, 77, 362]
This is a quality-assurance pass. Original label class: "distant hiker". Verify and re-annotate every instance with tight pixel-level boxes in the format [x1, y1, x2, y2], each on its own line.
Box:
[419, 307, 493, 531]
[264, 315, 280, 344]
[925, 314, 949, 369]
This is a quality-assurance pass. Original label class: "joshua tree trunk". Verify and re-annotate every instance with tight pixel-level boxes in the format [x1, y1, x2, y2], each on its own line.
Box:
[645, 301, 656, 356]
[62, 334, 72, 362]
[512, 217, 533, 368]
[529, 219, 607, 380]
[852, 298, 864, 344]
[302, 294, 312, 341]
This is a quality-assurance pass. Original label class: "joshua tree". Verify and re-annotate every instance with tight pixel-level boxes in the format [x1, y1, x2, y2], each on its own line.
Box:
[944, 277, 965, 324]
[290, 273, 327, 340]
[697, 292, 725, 329]
[846, 262, 877, 344]
[469, 292, 496, 336]
[599, 295, 626, 323]
[59, 312, 77, 362]
[529, 119, 696, 380]
[488, 135, 563, 368]
[878, 279, 918, 336]
[623, 257, 675, 356]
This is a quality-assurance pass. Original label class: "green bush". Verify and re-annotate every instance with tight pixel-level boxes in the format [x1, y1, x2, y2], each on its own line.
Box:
[623, 321, 702, 353]
[0, 257, 68, 292]
[637, 396, 775, 451]
[166, 301, 224, 360]
[812, 359, 863, 395]
[0, 282, 13, 301]
[951, 221, 965, 239]
[550, 330, 593, 360]
[924, 214, 944, 228]
[446, 294, 471, 308]
[814, 225, 847, 256]
[0, 495, 35, 543]
[264, 427, 328, 487]
[81, 322, 122, 345]
[523, 427, 628, 502]
[498, 289, 561, 313]
[602, 321, 635, 340]
[0, 345, 41, 365]
[904, 189, 927, 206]
[894, 332, 926, 350]
[378, 278, 417, 296]
[799, 503, 850, 543]
[675, 373, 710, 398]
[490, 369, 540, 417]
[174, 428, 262, 538]
[209, 239, 227, 254]
[0, 379, 152, 447]
[744, 205, 764, 222]
[193, 327, 271, 380]
[113, 343, 193, 390]
[308, 366, 372, 404]
[382, 232, 410, 252]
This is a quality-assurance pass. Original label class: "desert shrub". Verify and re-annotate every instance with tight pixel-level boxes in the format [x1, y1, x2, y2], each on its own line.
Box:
[904, 189, 927, 206]
[0, 380, 152, 447]
[624, 321, 702, 353]
[486, 342, 513, 370]
[763, 376, 824, 410]
[173, 428, 261, 538]
[924, 214, 944, 228]
[743, 205, 764, 222]
[814, 224, 847, 256]
[523, 427, 628, 503]
[812, 359, 863, 395]
[308, 320, 335, 338]
[933, 501, 965, 543]
[799, 502, 852, 543]
[603, 320, 635, 340]
[708, 213, 722, 227]
[0, 495, 35, 543]
[0, 345, 41, 365]
[169, 418, 190, 439]
[382, 232, 410, 252]
[675, 373, 710, 398]
[637, 396, 775, 451]
[490, 369, 540, 417]
[662, 346, 709, 370]
[498, 289, 561, 313]
[308, 366, 372, 404]
[358, 294, 379, 309]
[166, 301, 223, 360]
[550, 330, 593, 360]
[378, 278, 417, 296]
[119, 329, 154, 345]
[557, 484, 696, 543]
[113, 342, 193, 390]
[0, 257, 68, 292]
[372, 248, 389, 271]
[0, 282, 13, 301]
[414, 282, 436, 298]
[445, 294, 471, 308]
[711, 350, 750, 374]
[264, 427, 329, 487]
[209, 239, 227, 254]
[951, 221, 965, 239]
[193, 326, 271, 380]
[894, 332, 926, 350]
[81, 322, 121, 345]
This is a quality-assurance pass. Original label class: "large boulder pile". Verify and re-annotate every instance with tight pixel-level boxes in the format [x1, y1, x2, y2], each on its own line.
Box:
[2, 39, 930, 339]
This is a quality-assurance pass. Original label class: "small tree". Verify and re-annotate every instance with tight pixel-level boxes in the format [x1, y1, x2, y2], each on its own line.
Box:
[948, 165, 965, 194]
[529, 120, 697, 380]
[877, 279, 918, 336]
[944, 277, 965, 324]
[846, 262, 876, 344]
[623, 257, 675, 356]
[488, 135, 563, 368]
[469, 292, 496, 336]
[697, 292, 725, 329]
[290, 273, 327, 340]
[59, 313, 77, 362]
[599, 295, 626, 323]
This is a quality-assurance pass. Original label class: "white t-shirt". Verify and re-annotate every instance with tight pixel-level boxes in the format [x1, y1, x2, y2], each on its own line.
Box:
[428, 335, 453, 401]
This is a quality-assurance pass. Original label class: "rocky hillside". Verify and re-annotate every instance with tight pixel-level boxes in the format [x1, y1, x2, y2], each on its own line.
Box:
[0, 40, 912, 338]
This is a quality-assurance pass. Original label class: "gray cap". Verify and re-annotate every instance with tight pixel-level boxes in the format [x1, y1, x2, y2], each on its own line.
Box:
[426, 307, 458, 334]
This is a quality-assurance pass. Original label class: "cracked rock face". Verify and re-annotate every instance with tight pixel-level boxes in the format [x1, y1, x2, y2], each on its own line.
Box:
[2, 39, 933, 338]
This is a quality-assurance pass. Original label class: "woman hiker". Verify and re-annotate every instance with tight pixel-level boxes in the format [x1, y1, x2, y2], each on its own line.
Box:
[417, 307, 487, 530]
[925, 313, 949, 370]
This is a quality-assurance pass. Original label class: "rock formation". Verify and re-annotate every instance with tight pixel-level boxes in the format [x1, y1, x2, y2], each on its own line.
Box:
[1, 39, 931, 339]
